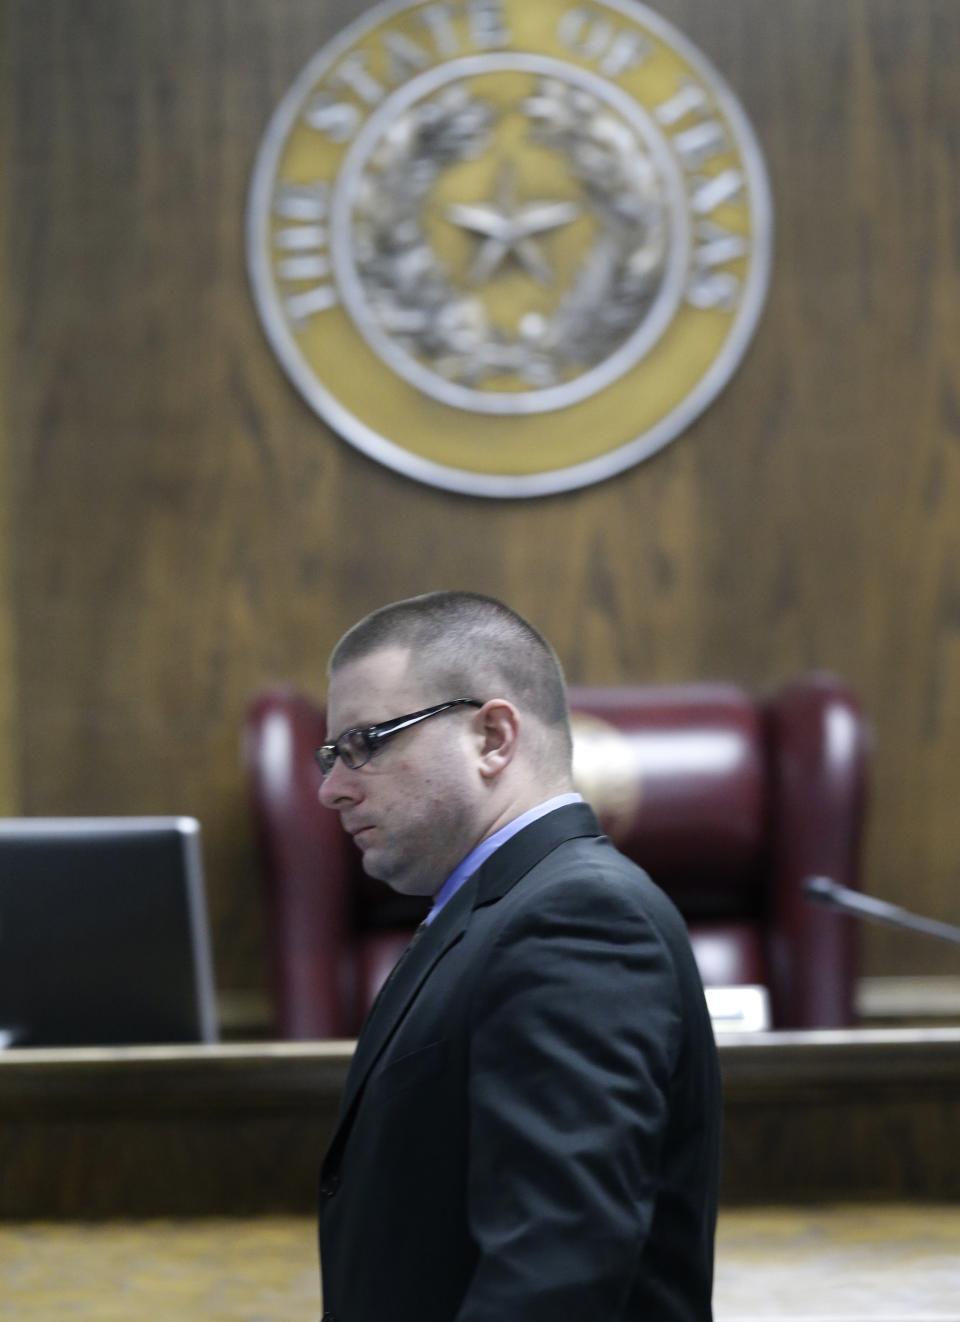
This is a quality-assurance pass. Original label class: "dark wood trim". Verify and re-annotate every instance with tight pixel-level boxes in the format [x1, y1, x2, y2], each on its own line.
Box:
[5, 1028, 960, 1110]
[0, 1041, 354, 1116]
[719, 1026, 960, 1091]
[2, 1030, 959, 1216]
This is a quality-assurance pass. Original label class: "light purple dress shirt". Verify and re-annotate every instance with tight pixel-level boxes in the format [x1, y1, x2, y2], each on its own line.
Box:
[423, 793, 584, 925]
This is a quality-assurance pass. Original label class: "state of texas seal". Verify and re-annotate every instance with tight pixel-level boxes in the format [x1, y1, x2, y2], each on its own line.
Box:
[248, 0, 772, 497]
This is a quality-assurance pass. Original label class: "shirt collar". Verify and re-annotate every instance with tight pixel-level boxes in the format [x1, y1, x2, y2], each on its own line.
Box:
[424, 793, 584, 924]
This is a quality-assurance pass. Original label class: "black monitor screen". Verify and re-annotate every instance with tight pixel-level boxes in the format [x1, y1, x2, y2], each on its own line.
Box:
[0, 817, 218, 1047]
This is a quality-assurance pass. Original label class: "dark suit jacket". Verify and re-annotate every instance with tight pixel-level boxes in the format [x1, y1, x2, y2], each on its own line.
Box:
[319, 803, 721, 1321]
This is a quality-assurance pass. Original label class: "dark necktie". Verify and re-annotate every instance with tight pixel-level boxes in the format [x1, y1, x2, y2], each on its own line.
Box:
[365, 920, 431, 1024]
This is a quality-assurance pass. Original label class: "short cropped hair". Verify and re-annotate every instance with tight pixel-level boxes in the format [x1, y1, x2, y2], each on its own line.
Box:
[330, 592, 573, 765]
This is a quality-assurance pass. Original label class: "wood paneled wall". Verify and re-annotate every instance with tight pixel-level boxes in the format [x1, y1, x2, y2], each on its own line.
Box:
[4, 0, 960, 1002]
[0, 19, 15, 818]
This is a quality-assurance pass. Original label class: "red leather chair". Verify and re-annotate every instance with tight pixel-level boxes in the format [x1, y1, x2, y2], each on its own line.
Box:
[244, 674, 868, 1036]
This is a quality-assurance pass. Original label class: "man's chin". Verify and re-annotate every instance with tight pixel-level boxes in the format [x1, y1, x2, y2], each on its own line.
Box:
[361, 850, 436, 899]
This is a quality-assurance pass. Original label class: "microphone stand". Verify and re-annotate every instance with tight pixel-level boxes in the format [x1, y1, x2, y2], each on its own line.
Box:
[804, 876, 960, 946]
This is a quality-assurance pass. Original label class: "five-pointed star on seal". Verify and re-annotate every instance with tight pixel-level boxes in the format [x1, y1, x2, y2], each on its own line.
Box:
[445, 160, 580, 286]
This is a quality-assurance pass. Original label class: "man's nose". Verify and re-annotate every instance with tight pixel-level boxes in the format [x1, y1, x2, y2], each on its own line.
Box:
[318, 757, 359, 809]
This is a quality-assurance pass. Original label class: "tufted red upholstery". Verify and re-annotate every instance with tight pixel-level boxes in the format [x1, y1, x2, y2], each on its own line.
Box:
[244, 674, 868, 1036]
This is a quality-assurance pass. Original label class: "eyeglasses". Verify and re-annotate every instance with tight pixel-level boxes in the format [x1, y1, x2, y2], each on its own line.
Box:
[315, 699, 483, 776]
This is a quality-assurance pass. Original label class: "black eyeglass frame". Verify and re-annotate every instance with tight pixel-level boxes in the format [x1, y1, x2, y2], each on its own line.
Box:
[315, 699, 484, 776]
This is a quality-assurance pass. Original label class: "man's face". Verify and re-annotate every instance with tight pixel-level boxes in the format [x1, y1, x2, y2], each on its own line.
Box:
[318, 646, 484, 897]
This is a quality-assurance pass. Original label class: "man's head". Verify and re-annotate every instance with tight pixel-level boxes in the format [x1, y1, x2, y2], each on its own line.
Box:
[318, 592, 574, 897]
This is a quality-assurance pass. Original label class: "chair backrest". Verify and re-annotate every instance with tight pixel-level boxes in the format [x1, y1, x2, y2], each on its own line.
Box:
[244, 673, 868, 1036]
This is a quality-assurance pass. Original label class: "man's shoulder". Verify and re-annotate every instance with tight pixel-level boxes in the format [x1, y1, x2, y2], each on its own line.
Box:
[527, 825, 654, 888]
[465, 828, 711, 1028]
[503, 828, 682, 934]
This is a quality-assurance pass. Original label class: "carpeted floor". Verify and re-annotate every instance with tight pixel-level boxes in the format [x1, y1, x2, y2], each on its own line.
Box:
[713, 1205, 960, 1319]
[0, 1205, 958, 1320]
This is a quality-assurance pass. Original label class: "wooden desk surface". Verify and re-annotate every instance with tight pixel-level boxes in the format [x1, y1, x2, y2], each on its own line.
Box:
[2, 1029, 959, 1217]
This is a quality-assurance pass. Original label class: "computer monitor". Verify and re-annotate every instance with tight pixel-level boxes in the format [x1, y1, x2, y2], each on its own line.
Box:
[0, 817, 218, 1047]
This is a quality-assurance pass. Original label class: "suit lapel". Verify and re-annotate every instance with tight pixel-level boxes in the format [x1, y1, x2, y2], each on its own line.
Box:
[470, 802, 602, 909]
[326, 803, 603, 1161]
[334, 874, 477, 1128]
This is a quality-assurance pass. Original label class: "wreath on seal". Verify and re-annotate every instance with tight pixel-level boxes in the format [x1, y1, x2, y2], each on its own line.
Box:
[348, 78, 670, 393]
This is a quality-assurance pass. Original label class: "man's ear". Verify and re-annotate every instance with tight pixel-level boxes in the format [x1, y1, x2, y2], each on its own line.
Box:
[475, 700, 520, 781]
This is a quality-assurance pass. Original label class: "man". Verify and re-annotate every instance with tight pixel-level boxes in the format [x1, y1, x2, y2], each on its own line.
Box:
[316, 592, 720, 1322]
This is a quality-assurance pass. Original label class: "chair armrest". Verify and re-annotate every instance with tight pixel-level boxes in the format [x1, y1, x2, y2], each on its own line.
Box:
[244, 689, 357, 1038]
[764, 674, 870, 1027]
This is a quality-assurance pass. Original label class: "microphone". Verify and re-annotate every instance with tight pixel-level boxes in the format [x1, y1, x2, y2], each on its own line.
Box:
[804, 875, 960, 946]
